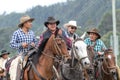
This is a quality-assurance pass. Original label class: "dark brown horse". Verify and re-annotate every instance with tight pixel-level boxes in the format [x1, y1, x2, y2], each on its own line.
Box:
[101, 49, 117, 80]
[84, 46, 96, 80]
[23, 34, 70, 80]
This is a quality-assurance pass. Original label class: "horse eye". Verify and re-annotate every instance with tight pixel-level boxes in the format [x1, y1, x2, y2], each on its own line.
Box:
[75, 46, 78, 49]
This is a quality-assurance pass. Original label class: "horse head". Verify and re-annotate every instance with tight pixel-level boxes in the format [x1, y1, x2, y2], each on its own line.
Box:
[44, 34, 70, 61]
[72, 38, 90, 69]
[102, 48, 117, 79]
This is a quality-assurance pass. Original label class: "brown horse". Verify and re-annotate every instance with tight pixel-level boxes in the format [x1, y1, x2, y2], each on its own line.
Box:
[101, 49, 117, 80]
[23, 34, 70, 80]
[84, 46, 95, 80]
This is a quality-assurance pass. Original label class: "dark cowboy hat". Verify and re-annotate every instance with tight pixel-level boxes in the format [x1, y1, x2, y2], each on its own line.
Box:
[44, 16, 60, 27]
[87, 28, 101, 39]
[18, 15, 34, 27]
[0, 50, 10, 57]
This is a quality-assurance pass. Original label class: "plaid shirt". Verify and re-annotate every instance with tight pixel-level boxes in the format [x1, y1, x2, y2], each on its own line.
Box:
[10, 28, 37, 53]
[84, 38, 106, 53]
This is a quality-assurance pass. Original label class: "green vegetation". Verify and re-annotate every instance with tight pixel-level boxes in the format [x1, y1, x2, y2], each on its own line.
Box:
[0, 0, 120, 65]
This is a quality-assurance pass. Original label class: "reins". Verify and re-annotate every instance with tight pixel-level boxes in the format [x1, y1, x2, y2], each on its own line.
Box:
[102, 56, 117, 75]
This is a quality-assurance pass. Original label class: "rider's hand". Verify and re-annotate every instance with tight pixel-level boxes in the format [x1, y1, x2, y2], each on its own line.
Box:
[98, 51, 104, 55]
[58, 29, 62, 36]
[30, 42, 35, 47]
[69, 37, 74, 41]
[22, 42, 28, 48]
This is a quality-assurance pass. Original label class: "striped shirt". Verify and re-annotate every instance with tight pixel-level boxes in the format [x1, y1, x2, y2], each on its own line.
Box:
[84, 38, 106, 53]
[10, 28, 37, 53]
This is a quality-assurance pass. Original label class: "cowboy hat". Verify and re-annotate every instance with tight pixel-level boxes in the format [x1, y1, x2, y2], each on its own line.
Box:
[64, 20, 78, 29]
[44, 16, 60, 27]
[0, 50, 10, 57]
[18, 15, 34, 27]
[87, 28, 101, 39]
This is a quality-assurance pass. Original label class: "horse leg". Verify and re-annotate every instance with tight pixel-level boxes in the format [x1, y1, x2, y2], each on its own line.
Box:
[23, 69, 28, 80]
[83, 69, 89, 80]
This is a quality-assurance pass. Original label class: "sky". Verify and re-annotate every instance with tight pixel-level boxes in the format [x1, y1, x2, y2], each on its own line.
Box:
[0, 0, 67, 14]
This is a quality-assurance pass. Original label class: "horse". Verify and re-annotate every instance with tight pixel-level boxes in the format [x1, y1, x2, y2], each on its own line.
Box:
[85, 45, 96, 80]
[101, 48, 118, 80]
[23, 34, 70, 80]
[61, 38, 90, 80]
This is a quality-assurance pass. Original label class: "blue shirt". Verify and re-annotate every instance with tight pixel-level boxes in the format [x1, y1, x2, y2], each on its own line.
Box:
[84, 38, 106, 53]
[10, 28, 37, 53]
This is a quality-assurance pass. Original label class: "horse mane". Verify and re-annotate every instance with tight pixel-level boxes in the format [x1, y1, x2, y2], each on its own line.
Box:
[73, 38, 83, 43]
[32, 38, 49, 65]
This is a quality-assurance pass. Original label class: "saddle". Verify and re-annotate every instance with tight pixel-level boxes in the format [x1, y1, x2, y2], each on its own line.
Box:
[5, 55, 17, 72]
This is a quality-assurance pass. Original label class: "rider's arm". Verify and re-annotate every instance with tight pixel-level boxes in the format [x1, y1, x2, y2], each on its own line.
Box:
[61, 30, 72, 49]
[10, 31, 22, 50]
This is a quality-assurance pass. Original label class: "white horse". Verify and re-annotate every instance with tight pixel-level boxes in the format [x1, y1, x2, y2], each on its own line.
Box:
[61, 32, 90, 80]
[71, 38, 90, 69]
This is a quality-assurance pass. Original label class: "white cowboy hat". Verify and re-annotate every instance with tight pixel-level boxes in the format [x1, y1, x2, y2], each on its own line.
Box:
[64, 20, 78, 29]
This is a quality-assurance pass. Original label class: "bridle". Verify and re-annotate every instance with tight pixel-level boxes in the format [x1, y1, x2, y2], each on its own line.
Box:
[102, 53, 117, 75]
[42, 37, 68, 61]
[72, 39, 88, 67]
[25, 37, 68, 80]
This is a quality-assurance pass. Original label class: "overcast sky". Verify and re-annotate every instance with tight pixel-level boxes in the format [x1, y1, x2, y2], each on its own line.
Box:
[0, 0, 67, 14]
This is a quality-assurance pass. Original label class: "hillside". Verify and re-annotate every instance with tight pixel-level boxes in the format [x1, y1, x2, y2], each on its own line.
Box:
[0, 0, 120, 29]
[0, 0, 120, 57]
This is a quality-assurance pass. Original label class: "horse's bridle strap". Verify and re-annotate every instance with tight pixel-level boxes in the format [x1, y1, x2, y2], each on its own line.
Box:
[29, 60, 46, 80]
[42, 52, 63, 63]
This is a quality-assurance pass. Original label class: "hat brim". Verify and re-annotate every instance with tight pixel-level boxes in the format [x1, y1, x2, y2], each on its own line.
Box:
[44, 20, 60, 27]
[18, 18, 34, 27]
[0, 52, 10, 57]
[64, 23, 77, 29]
[87, 31, 101, 39]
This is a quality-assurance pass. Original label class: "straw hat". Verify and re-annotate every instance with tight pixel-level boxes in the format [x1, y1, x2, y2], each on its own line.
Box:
[44, 16, 60, 27]
[0, 50, 10, 57]
[87, 28, 101, 39]
[64, 20, 78, 29]
[18, 15, 34, 27]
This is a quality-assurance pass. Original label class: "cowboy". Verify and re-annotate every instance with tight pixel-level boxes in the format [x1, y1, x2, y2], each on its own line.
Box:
[64, 20, 79, 41]
[0, 50, 10, 80]
[9, 15, 37, 80]
[38, 16, 72, 49]
[84, 28, 106, 54]
[84, 28, 107, 78]
[10, 15, 37, 53]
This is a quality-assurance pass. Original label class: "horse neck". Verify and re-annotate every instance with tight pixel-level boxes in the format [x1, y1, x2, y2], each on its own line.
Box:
[87, 49, 94, 63]
[44, 36, 56, 53]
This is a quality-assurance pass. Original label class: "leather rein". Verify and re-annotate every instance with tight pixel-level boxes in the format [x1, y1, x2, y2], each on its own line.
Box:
[102, 54, 117, 75]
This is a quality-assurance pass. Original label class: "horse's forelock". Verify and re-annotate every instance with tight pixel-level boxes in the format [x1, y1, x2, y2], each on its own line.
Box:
[74, 40, 88, 58]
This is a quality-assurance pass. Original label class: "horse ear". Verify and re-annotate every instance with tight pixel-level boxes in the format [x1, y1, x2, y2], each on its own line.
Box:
[80, 32, 86, 40]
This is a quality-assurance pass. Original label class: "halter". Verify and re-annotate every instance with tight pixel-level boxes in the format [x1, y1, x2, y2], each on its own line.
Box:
[42, 37, 68, 61]
[102, 55, 117, 75]
[72, 38, 88, 67]
[26, 36, 67, 80]
[102, 54, 117, 75]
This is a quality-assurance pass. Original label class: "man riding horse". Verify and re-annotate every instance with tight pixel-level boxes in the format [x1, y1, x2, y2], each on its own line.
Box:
[9, 15, 37, 80]
[84, 28, 107, 79]
[38, 16, 72, 50]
